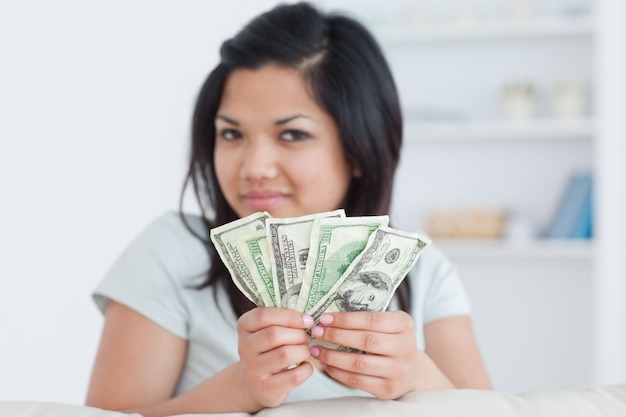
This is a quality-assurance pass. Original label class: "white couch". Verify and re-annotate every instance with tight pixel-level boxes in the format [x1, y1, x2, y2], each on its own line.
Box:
[2, 384, 626, 417]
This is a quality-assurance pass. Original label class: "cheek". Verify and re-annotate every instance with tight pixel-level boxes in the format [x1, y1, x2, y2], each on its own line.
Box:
[290, 151, 352, 192]
[214, 148, 236, 194]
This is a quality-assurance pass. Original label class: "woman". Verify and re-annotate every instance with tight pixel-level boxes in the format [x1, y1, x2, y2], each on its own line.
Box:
[86, 3, 491, 416]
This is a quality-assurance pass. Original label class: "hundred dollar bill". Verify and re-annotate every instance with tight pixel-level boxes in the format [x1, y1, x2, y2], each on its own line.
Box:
[209, 211, 273, 307]
[266, 209, 345, 309]
[296, 215, 389, 314]
[307, 226, 430, 353]
[307, 225, 430, 321]
[236, 230, 277, 307]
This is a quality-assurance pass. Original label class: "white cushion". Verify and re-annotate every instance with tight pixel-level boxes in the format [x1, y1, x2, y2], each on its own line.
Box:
[0, 401, 141, 417]
[2, 384, 625, 417]
[172, 384, 626, 417]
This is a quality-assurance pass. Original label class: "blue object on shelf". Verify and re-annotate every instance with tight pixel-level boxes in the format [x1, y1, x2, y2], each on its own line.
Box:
[547, 172, 593, 239]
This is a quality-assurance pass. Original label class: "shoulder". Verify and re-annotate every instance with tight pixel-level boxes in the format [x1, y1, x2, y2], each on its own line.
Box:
[139, 211, 208, 246]
[104, 211, 211, 288]
[411, 242, 456, 282]
[93, 211, 213, 337]
[409, 240, 471, 322]
[134, 211, 210, 281]
[135, 211, 208, 254]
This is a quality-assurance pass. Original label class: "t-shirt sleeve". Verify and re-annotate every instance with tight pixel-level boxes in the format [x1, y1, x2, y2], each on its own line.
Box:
[417, 246, 472, 324]
[93, 212, 207, 340]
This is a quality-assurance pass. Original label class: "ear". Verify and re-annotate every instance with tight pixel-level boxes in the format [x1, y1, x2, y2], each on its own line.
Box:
[351, 163, 363, 178]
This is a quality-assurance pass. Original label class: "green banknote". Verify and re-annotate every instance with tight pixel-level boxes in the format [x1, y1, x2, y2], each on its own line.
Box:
[266, 210, 345, 309]
[209, 211, 273, 306]
[296, 215, 389, 314]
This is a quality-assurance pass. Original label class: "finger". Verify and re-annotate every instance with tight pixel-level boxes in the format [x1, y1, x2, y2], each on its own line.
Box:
[238, 307, 314, 333]
[267, 344, 313, 372]
[318, 310, 412, 333]
[263, 361, 314, 395]
[311, 326, 409, 356]
[244, 361, 314, 409]
[322, 364, 400, 400]
[244, 325, 310, 355]
[252, 345, 313, 376]
[310, 345, 395, 378]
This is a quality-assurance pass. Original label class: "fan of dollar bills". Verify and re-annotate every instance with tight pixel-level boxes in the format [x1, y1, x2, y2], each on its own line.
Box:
[210, 209, 431, 322]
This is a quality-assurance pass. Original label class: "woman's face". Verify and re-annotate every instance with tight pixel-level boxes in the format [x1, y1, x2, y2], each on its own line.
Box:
[214, 64, 357, 218]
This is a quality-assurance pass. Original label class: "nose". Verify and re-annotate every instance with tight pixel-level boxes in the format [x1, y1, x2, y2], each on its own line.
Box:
[239, 138, 279, 181]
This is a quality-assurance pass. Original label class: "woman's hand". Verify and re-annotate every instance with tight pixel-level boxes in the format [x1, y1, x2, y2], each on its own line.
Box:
[308, 310, 455, 399]
[236, 307, 315, 410]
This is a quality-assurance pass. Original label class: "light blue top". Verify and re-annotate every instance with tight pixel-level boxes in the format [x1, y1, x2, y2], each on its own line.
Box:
[93, 211, 471, 401]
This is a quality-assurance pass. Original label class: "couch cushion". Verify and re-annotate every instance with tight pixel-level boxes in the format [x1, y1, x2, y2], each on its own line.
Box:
[172, 383, 626, 417]
[0, 401, 142, 417]
[2, 384, 626, 417]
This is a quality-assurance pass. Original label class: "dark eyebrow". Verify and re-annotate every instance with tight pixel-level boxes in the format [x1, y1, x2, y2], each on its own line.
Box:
[215, 115, 239, 126]
[275, 114, 311, 125]
[216, 114, 311, 126]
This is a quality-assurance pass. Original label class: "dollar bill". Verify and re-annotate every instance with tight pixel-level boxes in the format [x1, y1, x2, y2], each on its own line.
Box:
[209, 211, 273, 307]
[266, 210, 345, 309]
[211, 212, 432, 353]
[236, 230, 277, 307]
[307, 226, 430, 321]
[296, 215, 389, 314]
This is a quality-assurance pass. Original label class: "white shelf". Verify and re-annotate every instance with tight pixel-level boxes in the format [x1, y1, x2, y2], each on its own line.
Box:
[376, 16, 594, 44]
[404, 118, 595, 142]
[434, 238, 595, 260]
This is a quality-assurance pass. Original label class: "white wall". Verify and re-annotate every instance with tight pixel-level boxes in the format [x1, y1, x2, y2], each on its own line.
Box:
[0, 0, 278, 404]
[455, 254, 593, 392]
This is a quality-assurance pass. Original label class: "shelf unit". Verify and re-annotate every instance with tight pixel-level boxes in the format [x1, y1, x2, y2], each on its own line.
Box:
[378, 14, 596, 145]
[403, 118, 594, 142]
[372, 11, 595, 259]
[369, 2, 602, 392]
[434, 238, 594, 260]
[375, 15, 594, 43]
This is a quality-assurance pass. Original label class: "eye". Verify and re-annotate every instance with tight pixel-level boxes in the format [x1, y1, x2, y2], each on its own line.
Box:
[280, 129, 311, 142]
[368, 294, 376, 301]
[219, 128, 242, 141]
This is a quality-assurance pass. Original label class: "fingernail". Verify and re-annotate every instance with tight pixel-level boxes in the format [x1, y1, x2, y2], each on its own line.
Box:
[311, 326, 324, 337]
[310, 346, 320, 358]
[302, 315, 314, 327]
[320, 314, 333, 325]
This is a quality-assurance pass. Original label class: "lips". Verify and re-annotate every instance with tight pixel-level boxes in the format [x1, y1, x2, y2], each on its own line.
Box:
[240, 189, 289, 211]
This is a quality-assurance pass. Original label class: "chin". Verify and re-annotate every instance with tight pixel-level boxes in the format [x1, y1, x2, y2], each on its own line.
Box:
[266, 208, 298, 218]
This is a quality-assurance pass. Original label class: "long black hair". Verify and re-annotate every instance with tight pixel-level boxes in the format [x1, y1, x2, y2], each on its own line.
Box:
[180, 2, 408, 317]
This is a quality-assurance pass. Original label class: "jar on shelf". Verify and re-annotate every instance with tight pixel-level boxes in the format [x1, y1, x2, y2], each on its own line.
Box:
[552, 77, 586, 119]
[502, 80, 536, 121]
